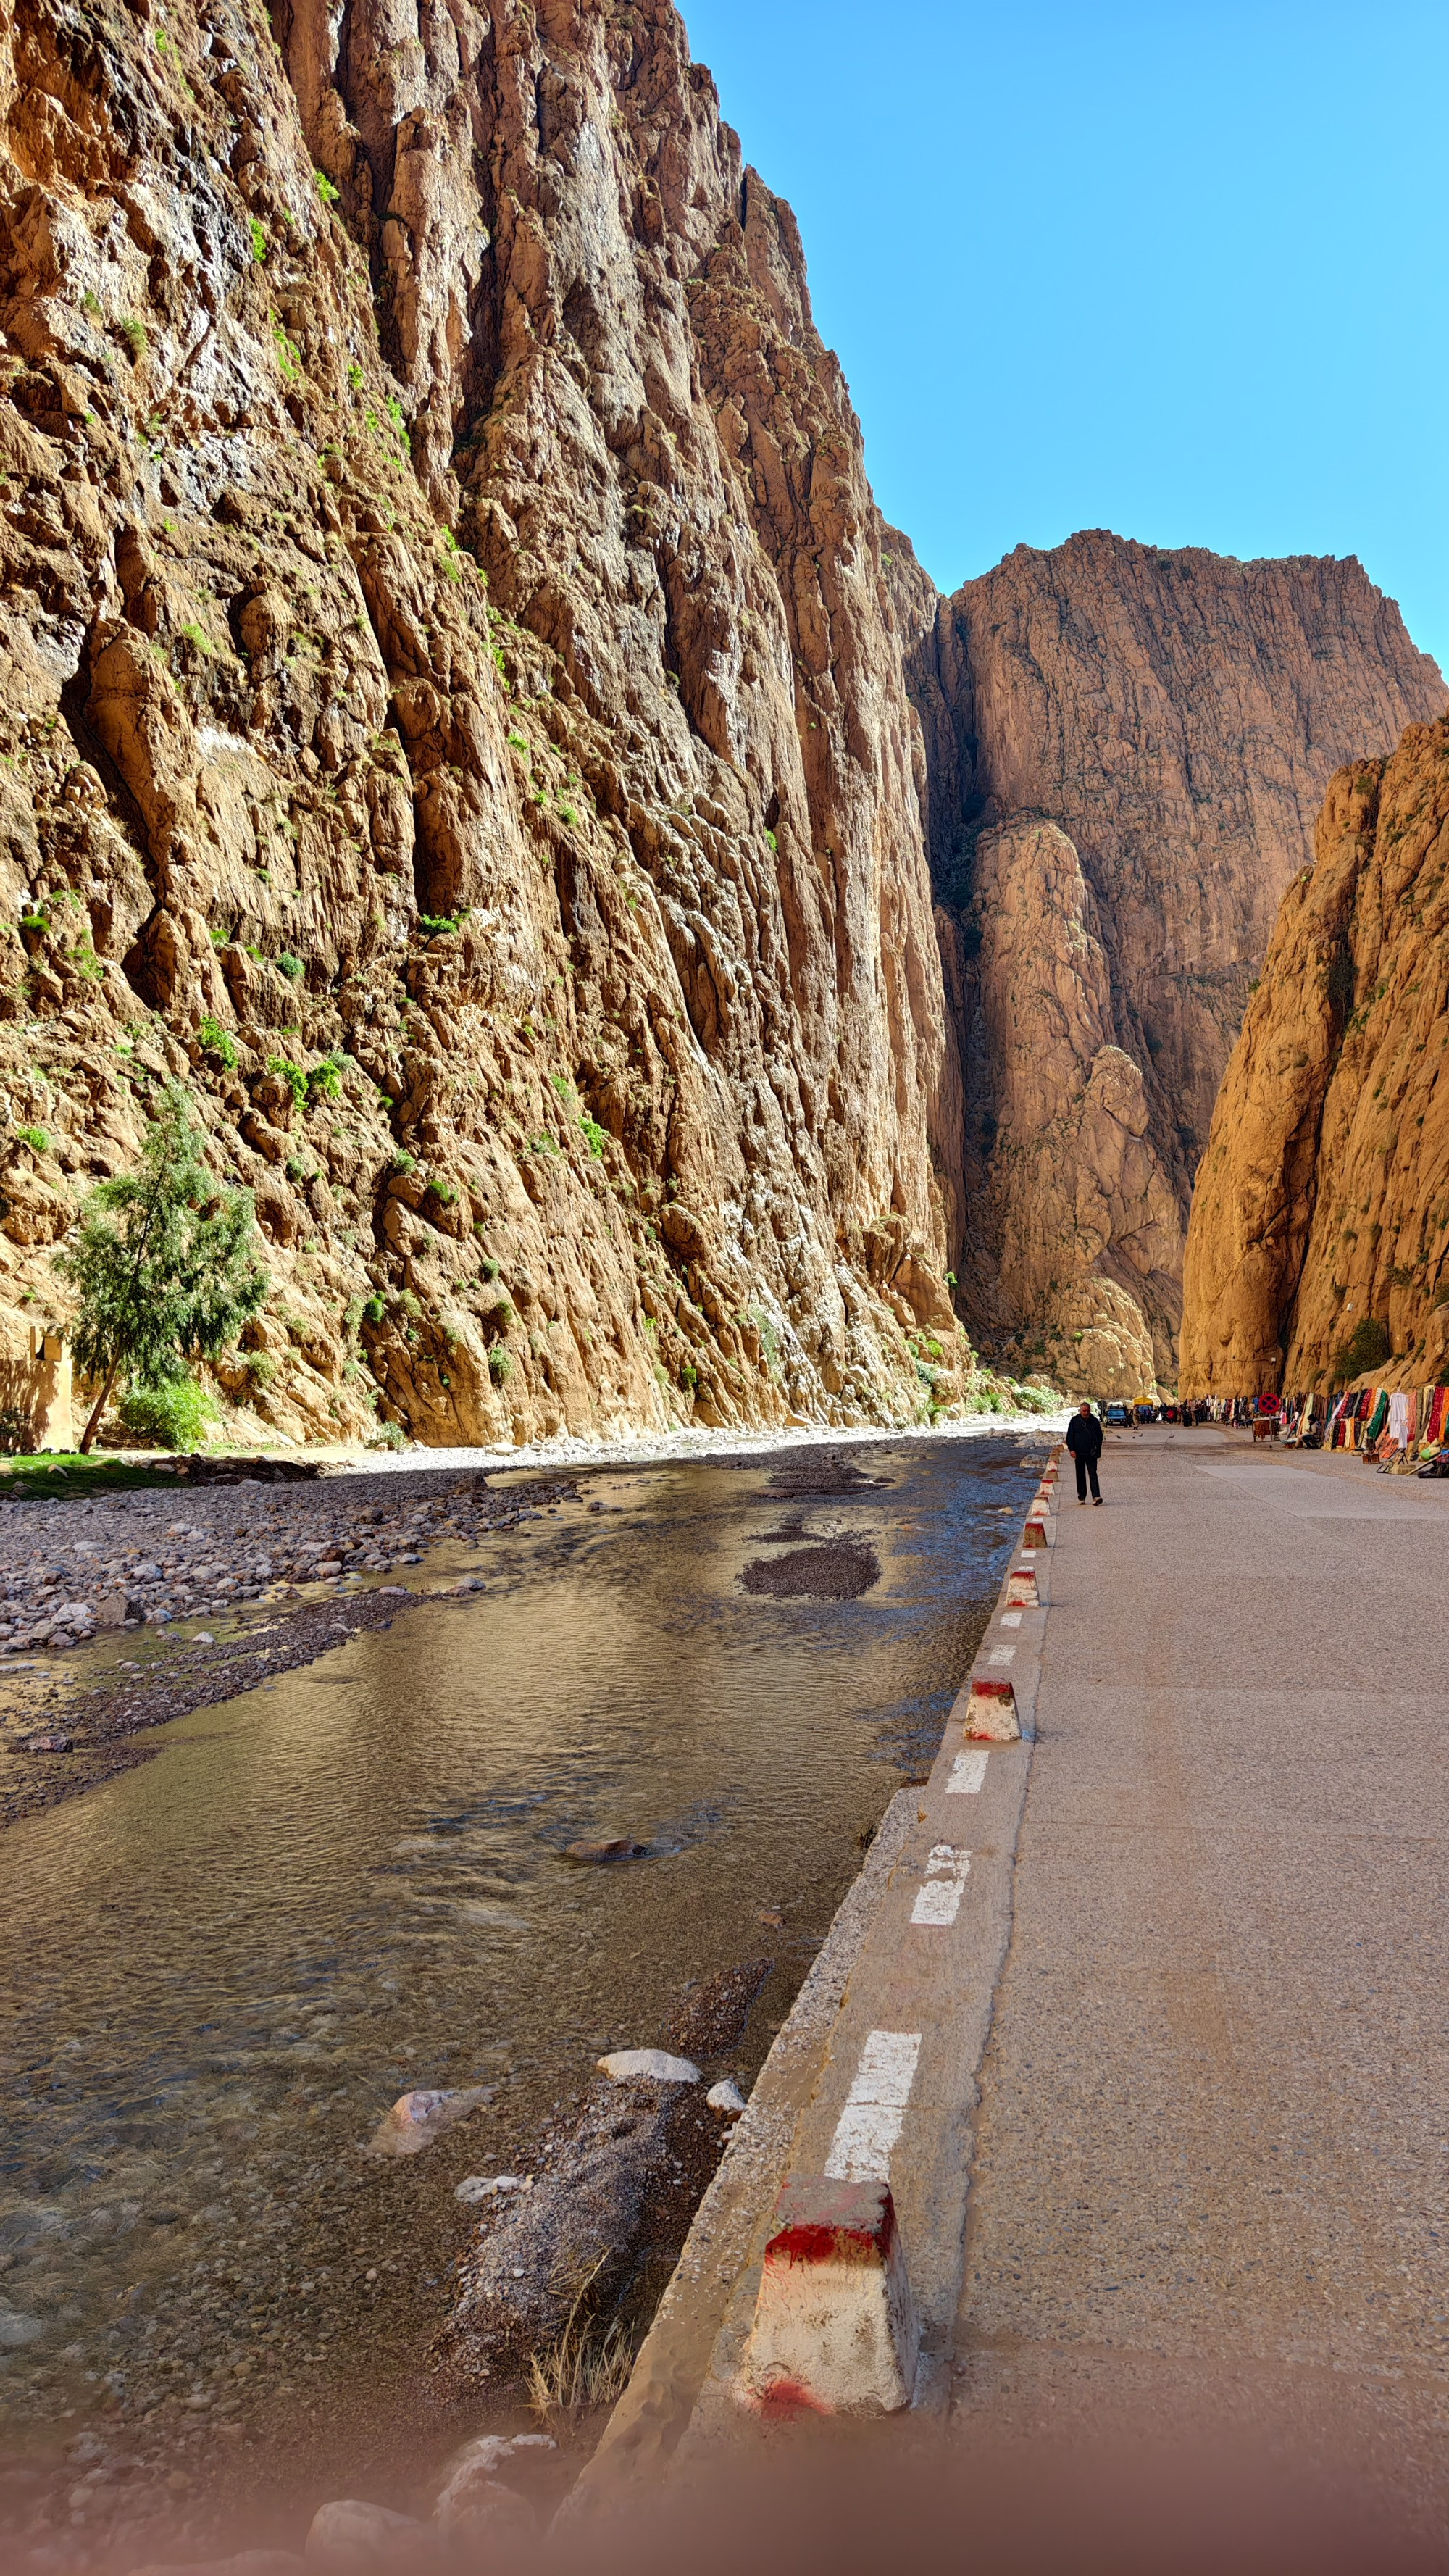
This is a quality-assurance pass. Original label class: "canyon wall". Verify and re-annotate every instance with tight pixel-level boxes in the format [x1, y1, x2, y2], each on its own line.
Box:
[0, 0, 974, 1450]
[1182, 714, 1449, 1396]
[903, 530, 1444, 1395]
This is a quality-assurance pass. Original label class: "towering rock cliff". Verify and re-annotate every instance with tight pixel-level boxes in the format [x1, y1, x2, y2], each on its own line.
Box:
[0, 0, 970, 1449]
[903, 530, 1443, 1395]
[1182, 714, 1449, 1396]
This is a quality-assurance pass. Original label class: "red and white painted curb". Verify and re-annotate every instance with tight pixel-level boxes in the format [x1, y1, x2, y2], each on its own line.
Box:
[1006, 1562, 1040, 1607]
[964, 1677, 1021, 1741]
[736, 2176, 918, 2416]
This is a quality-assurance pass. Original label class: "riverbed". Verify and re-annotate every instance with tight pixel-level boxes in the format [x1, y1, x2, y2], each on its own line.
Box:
[0, 1433, 1045, 2563]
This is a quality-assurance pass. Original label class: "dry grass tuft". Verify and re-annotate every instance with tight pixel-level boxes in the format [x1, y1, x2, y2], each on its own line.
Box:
[526, 2256, 636, 2426]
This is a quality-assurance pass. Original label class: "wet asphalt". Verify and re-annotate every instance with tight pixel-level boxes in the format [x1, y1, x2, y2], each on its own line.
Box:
[951, 1428, 1449, 2535]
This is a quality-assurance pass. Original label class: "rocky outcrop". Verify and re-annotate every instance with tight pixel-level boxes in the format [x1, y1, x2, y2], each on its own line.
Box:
[0, 0, 972, 1450]
[1182, 714, 1449, 1395]
[904, 530, 1444, 1393]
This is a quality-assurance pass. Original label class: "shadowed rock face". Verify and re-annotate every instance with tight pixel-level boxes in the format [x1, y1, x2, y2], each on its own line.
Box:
[902, 529, 1444, 1393]
[1182, 715, 1449, 1396]
[0, 0, 969, 1448]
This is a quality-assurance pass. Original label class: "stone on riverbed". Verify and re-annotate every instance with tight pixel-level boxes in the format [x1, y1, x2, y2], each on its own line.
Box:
[437, 2074, 724, 2388]
[454, 2173, 524, 2204]
[0, 2304, 44, 2349]
[364, 2086, 493, 2159]
[564, 1836, 647, 1862]
[431, 2432, 551, 2537]
[304, 2501, 434, 2569]
[596, 2049, 700, 2084]
[305, 2499, 434, 2568]
[706, 2078, 747, 2117]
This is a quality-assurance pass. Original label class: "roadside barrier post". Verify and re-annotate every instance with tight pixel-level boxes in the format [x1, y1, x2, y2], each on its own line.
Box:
[736, 2177, 917, 2415]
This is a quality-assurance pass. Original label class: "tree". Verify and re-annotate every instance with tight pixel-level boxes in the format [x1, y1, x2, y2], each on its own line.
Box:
[54, 1083, 268, 1453]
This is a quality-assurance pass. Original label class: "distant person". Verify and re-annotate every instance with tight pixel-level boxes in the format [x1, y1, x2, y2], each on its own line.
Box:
[1066, 1399, 1103, 1505]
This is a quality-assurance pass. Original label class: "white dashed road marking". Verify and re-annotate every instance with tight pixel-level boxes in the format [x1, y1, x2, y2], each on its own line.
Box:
[988, 1645, 1016, 1664]
[911, 1843, 970, 1926]
[824, 2030, 922, 2182]
[947, 1748, 989, 1796]
[1000, 1610, 1022, 1628]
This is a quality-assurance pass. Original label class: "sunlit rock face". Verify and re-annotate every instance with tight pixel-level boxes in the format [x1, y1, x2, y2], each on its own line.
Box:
[1183, 716, 1449, 1398]
[898, 528, 1443, 1392]
[0, 0, 971, 1446]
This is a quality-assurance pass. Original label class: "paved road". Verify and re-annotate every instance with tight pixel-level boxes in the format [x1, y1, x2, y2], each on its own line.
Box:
[951, 1428, 1449, 2530]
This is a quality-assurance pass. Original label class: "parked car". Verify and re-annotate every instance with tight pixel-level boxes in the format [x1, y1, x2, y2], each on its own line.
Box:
[1104, 1402, 1131, 1425]
[1132, 1401, 1158, 1424]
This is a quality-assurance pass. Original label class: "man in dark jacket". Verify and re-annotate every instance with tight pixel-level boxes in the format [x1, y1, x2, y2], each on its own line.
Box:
[1065, 1401, 1103, 1504]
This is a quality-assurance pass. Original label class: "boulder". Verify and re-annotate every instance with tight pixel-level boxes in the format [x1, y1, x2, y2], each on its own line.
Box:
[305, 2500, 433, 2569]
[596, 2050, 699, 2085]
[364, 2086, 492, 2159]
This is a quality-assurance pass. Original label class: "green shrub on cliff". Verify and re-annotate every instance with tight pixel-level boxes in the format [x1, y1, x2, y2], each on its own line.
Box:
[1333, 1315, 1390, 1384]
[54, 1084, 267, 1452]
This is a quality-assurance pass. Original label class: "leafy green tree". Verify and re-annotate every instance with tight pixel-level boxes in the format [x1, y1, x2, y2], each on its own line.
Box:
[54, 1084, 268, 1452]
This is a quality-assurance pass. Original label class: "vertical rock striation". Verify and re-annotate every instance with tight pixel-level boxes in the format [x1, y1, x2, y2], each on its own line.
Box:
[904, 530, 1444, 1393]
[1182, 714, 1449, 1396]
[0, 0, 969, 1447]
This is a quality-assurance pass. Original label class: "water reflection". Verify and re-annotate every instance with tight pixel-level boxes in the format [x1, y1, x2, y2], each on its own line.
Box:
[0, 1436, 1042, 2481]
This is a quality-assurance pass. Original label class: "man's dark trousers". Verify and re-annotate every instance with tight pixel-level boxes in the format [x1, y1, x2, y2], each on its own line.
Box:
[1074, 1452, 1100, 1503]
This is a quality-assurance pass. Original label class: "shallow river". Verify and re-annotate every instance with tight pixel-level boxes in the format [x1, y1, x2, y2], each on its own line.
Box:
[0, 1434, 1043, 2546]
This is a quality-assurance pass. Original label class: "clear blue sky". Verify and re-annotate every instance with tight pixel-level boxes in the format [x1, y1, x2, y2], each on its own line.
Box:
[679, 0, 1448, 672]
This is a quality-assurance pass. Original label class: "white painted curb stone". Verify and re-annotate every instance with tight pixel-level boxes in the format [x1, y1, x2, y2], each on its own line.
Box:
[964, 1678, 1021, 1741]
[735, 2177, 917, 2416]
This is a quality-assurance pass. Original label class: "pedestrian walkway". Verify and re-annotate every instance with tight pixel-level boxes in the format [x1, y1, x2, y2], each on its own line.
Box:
[949, 1428, 1449, 2530]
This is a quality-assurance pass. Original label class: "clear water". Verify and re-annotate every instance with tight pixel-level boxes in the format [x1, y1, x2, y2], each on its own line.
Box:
[0, 1436, 1042, 2530]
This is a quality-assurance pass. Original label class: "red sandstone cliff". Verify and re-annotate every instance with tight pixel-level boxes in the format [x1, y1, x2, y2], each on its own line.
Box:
[906, 531, 1444, 1394]
[1182, 714, 1449, 1396]
[0, 0, 970, 1448]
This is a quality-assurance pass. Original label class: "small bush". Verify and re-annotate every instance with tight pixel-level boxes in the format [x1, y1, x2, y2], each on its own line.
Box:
[314, 168, 341, 207]
[307, 1053, 345, 1104]
[120, 1372, 220, 1450]
[267, 1056, 308, 1108]
[480, 1255, 501, 1281]
[425, 1177, 459, 1207]
[1334, 1316, 1390, 1382]
[198, 1014, 238, 1069]
[488, 1347, 514, 1385]
[276, 952, 304, 982]
[579, 1112, 608, 1159]
[243, 1351, 278, 1387]
[361, 1294, 386, 1325]
[16, 1125, 49, 1154]
[391, 1149, 417, 1174]
[118, 315, 147, 358]
[369, 1417, 406, 1450]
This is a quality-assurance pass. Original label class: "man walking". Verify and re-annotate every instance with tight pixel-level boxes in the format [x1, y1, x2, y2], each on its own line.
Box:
[1066, 1399, 1103, 1504]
